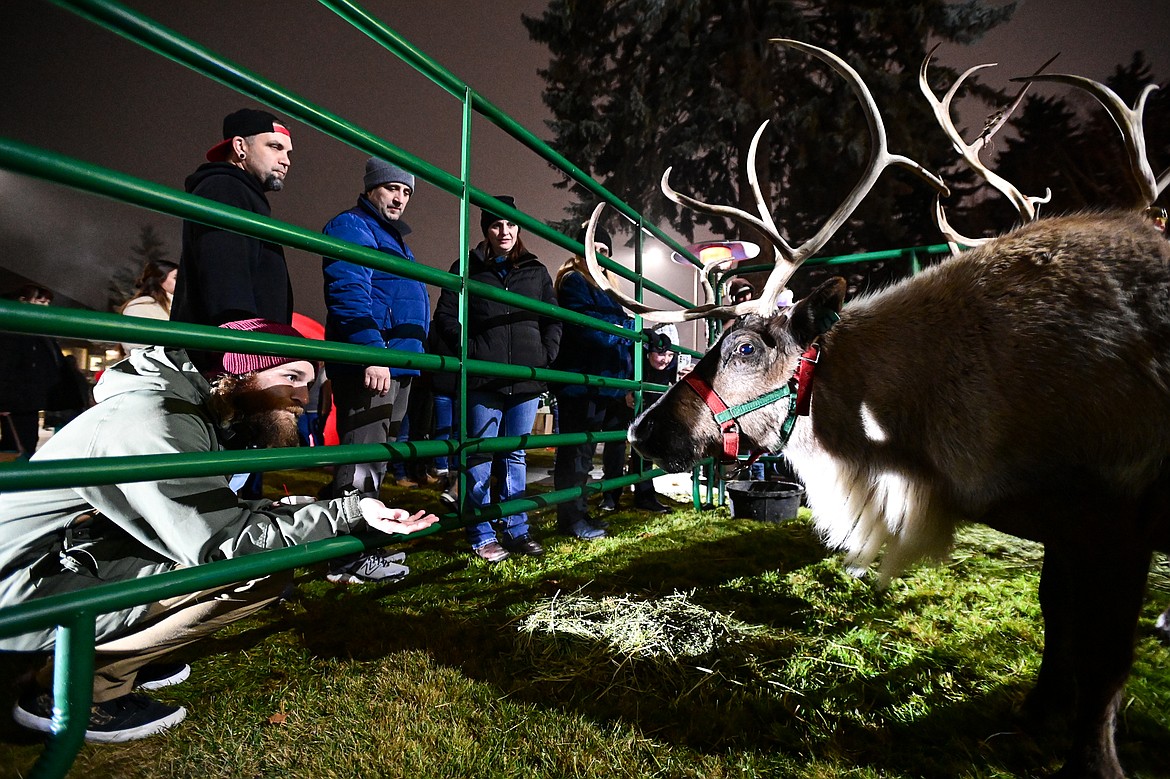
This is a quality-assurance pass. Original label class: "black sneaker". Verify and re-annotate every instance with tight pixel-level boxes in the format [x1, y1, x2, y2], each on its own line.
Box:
[134, 662, 191, 691]
[13, 690, 186, 743]
[599, 494, 618, 512]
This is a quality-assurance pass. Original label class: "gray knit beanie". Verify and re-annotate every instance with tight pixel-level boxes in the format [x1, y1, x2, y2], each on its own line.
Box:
[364, 157, 415, 192]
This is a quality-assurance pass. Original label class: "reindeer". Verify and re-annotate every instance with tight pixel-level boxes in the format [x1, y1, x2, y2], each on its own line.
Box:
[581, 40, 1170, 779]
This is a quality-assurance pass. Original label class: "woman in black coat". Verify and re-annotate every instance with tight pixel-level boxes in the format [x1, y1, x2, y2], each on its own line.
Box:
[431, 197, 562, 562]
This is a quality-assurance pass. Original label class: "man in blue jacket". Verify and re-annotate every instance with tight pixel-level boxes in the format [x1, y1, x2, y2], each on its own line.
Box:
[321, 157, 430, 582]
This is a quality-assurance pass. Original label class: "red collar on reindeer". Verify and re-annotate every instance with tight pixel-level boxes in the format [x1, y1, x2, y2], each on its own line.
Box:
[682, 342, 821, 463]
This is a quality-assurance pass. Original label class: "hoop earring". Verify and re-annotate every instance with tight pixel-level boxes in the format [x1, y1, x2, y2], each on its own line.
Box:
[238, 152, 246, 161]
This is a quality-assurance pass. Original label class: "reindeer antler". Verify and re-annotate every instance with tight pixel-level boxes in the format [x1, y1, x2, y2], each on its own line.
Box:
[579, 203, 757, 323]
[582, 39, 947, 323]
[1011, 73, 1169, 209]
[920, 46, 1054, 247]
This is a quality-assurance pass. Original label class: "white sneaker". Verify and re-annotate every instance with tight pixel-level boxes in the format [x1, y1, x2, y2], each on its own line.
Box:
[326, 550, 409, 584]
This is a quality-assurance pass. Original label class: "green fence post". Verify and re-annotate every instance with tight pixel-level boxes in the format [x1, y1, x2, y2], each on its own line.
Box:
[454, 85, 474, 516]
[29, 614, 95, 779]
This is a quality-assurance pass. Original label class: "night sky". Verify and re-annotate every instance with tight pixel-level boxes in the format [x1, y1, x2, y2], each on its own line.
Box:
[1, 0, 1166, 331]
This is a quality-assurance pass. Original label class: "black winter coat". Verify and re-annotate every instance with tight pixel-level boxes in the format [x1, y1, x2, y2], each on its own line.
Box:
[432, 245, 561, 397]
[0, 332, 67, 412]
[171, 163, 293, 327]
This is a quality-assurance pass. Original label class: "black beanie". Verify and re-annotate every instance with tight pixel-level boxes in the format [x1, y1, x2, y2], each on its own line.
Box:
[575, 224, 613, 255]
[480, 195, 516, 235]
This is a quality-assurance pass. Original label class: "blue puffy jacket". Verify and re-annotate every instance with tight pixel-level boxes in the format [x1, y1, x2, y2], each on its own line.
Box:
[553, 270, 634, 399]
[322, 196, 431, 377]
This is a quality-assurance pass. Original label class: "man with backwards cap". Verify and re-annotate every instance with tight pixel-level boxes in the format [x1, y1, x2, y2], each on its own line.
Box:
[171, 108, 296, 336]
[319, 158, 431, 584]
[0, 320, 438, 743]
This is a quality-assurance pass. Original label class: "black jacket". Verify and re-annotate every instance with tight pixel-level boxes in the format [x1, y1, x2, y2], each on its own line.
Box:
[171, 163, 293, 327]
[0, 332, 68, 412]
[432, 244, 561, 397]
[426, 324, 460, 397]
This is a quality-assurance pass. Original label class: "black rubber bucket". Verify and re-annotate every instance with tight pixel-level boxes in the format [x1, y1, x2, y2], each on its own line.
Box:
[726, 480, 805, 523]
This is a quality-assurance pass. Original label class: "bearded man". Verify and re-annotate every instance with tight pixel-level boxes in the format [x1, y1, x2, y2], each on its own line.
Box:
[0, 319, 437, 743]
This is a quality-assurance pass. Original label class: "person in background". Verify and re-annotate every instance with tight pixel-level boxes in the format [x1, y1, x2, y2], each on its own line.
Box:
[171, 108, 294, 340]
[1, 318, 438, 743]
[431, 196, 561, 562]
[42, 354, 92, 434]
[427, 325, 461, 507]
[296, 364, 330, 448]
[119, 258, 179, 353]
[0, 285, 84, 457]
[727, 277, 754, 306]
[551, 225, 634, 538]
[723, 277, 756, 330]
[389, 378, 441, 488]
[320, 157, 430, 583]
[628, 328, 678, 512]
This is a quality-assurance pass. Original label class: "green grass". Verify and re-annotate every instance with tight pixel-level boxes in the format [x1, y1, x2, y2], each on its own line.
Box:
[2, 460, 1168, 778]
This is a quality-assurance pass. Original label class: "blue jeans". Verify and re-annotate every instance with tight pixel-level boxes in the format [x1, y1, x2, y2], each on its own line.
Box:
[464, 391, 539, 549]
[433, 393, 456, 472]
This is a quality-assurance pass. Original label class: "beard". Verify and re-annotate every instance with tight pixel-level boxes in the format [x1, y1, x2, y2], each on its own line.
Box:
[263, 173, 284, 192]
[231, 406, 300, 448]
[209, 373, 302, 449]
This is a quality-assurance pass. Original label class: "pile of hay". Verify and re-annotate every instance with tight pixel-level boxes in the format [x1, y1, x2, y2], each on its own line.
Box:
[515, 590, 784, 695]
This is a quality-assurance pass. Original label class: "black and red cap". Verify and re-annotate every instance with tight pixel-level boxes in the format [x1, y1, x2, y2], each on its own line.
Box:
[205, 108, 291, 162]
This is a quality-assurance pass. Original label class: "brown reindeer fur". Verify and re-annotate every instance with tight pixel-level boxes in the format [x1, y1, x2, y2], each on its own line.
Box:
[630, 211, 1170, 778]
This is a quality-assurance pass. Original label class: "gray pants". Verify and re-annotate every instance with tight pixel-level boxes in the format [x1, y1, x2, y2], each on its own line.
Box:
[330, 372, 412, 498]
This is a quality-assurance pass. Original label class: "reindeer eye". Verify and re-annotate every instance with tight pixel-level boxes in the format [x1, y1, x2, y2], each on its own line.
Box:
[736, 342, 755, 357]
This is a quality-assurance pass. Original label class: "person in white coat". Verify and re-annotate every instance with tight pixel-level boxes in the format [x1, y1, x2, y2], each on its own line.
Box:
[0, 318, 437, 743]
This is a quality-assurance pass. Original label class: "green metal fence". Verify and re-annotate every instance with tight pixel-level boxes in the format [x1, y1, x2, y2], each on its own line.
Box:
[0, 2, 956, 776]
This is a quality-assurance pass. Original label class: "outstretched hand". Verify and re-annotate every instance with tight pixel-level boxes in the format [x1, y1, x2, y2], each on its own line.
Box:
[359, 498, 440, 535]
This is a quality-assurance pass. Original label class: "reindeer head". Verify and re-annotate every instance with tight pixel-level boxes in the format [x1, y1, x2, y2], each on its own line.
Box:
[630, 277, 846, 472]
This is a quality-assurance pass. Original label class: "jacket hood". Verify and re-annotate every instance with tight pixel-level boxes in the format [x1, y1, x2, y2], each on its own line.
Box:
[184, 162, 267, 198]
[94, 347, 210, 408]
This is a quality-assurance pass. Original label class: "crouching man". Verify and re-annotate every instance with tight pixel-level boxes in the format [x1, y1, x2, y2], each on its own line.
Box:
[0, 318, 438, 742]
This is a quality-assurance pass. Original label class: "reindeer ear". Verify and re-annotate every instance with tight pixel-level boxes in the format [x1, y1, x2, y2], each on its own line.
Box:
[788, 277, 846, 347]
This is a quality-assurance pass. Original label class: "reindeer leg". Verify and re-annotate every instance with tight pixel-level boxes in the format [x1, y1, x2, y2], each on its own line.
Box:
[1025, 548, 1078, 729]
[1038, 501, 1151, 779]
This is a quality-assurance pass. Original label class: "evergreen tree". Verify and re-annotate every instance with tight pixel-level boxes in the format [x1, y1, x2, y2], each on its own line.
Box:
[524, 0, 1016, 274]
[108, 225, 169, 312]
